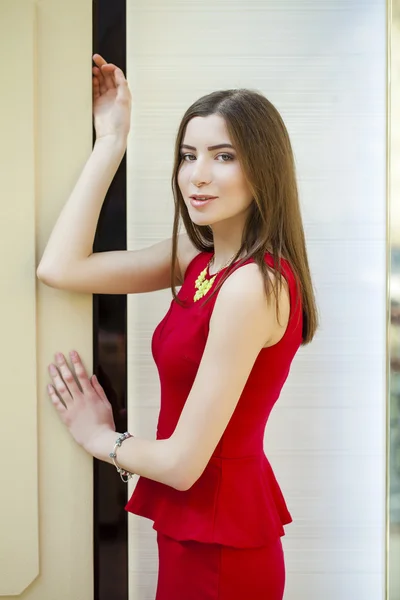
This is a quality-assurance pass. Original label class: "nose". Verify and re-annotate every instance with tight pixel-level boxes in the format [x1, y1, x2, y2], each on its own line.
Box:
[189, 157, 212, 188]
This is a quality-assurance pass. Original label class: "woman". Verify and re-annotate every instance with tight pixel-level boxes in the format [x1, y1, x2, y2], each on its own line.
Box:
[37, 54, 318, 599]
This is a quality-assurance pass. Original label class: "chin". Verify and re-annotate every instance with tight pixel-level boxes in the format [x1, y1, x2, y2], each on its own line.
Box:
[189, 210, 235, 230]
[188, 214, 217, 228]
[185, 203, 232, 229]
[190, 219, 213, 229]
[185, 207, 210, 226]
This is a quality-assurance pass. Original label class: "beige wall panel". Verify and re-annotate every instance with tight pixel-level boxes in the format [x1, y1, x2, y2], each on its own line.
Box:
[1, 0, 93, 598]
[0, 1, 39, 593]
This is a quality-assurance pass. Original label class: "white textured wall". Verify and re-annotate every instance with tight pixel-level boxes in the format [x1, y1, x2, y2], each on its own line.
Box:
[389, 3, 400, 598]
[126, 2, 387, 599]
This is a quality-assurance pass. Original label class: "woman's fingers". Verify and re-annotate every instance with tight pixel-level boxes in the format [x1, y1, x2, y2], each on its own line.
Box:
[47, 352, 92, 406]
[54, 353, 82, 397]
[113, 66, 127, 86]
[113, 68, 131, 105]
[48, 384, 67, 413]
[92, 55, 108, 95]
[92, 55, 127, 100]
[100, 63, 116, 91]
[92, 69, 101, 101]
[48, 363, 73, 407]
[69, 351, 93, 392]
[93, 54, 117, 93]
[93, 53, 106, 66]
[91, 375, 109, 404]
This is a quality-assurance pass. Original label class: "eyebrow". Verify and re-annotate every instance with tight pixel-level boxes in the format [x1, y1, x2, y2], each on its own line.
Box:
[180, 143, 235, 151]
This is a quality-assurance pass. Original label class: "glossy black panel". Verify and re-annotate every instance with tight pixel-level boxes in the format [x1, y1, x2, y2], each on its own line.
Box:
[93, 2, 128, 599]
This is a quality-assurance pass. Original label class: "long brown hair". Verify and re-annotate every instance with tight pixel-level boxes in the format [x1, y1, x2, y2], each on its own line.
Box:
[170, 89, 318, 345]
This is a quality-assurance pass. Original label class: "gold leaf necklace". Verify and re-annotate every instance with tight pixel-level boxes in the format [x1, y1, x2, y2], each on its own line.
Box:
[193, 255, 234, 302]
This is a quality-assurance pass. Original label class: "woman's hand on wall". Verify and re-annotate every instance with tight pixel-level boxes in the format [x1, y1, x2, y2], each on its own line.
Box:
[46, 351, 116, 451]
[92, 53, 132, 142]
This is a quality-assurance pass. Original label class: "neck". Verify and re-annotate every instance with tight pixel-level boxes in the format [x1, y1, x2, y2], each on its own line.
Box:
[209, 222, 246, 274]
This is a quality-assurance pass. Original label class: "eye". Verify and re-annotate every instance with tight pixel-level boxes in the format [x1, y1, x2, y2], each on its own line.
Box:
[180, 153, 196, 162]
[180, 153, 234, 162]
[217, 153, 234, 162]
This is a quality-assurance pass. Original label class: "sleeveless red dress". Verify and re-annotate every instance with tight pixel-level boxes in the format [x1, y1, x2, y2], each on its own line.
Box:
[125, 250, 303, 549]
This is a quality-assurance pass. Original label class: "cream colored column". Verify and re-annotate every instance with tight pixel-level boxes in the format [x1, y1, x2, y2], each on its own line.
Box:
[0, 0, 39, 591]
[0, 0, 93, 598]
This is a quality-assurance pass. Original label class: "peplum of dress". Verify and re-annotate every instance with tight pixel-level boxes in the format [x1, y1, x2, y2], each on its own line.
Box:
[125, 250, 303, 549]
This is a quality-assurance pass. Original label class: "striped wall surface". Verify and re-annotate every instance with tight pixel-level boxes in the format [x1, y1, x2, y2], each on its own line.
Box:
[126, 1, 387, 599]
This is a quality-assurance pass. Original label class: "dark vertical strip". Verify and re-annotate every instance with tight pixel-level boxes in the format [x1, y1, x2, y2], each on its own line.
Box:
[92, 2, 128, 600]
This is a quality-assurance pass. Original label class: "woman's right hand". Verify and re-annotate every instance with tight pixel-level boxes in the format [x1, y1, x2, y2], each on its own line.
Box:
[92, 54, 132, 141]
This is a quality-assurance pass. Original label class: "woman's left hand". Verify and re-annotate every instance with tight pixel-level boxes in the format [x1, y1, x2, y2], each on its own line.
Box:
[47, 350, 116, 452]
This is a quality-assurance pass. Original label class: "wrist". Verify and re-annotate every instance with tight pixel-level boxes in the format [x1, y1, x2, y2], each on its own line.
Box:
[94, 133, 128, 152]
[84, 427, 118, 462]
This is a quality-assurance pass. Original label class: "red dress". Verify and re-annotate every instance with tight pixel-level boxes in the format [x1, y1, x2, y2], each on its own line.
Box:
[125, 250, 303, 599]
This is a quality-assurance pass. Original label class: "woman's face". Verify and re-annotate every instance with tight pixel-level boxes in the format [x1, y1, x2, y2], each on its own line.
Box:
[177, 114, 254, 228]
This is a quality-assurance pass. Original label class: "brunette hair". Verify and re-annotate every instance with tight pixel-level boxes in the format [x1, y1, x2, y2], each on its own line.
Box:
[170, 89, 318, 344]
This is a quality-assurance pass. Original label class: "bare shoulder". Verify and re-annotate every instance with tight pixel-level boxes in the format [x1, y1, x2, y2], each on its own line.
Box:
[212, 263, 268, 312]
[211, 262, 291, 347]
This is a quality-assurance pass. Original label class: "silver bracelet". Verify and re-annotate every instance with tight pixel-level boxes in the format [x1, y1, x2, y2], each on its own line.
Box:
[109, 432, 135, 482]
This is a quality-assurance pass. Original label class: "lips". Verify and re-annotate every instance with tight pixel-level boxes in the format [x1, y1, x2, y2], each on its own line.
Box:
[189, 196, 217, 208]
[190, 195, 218, 200]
